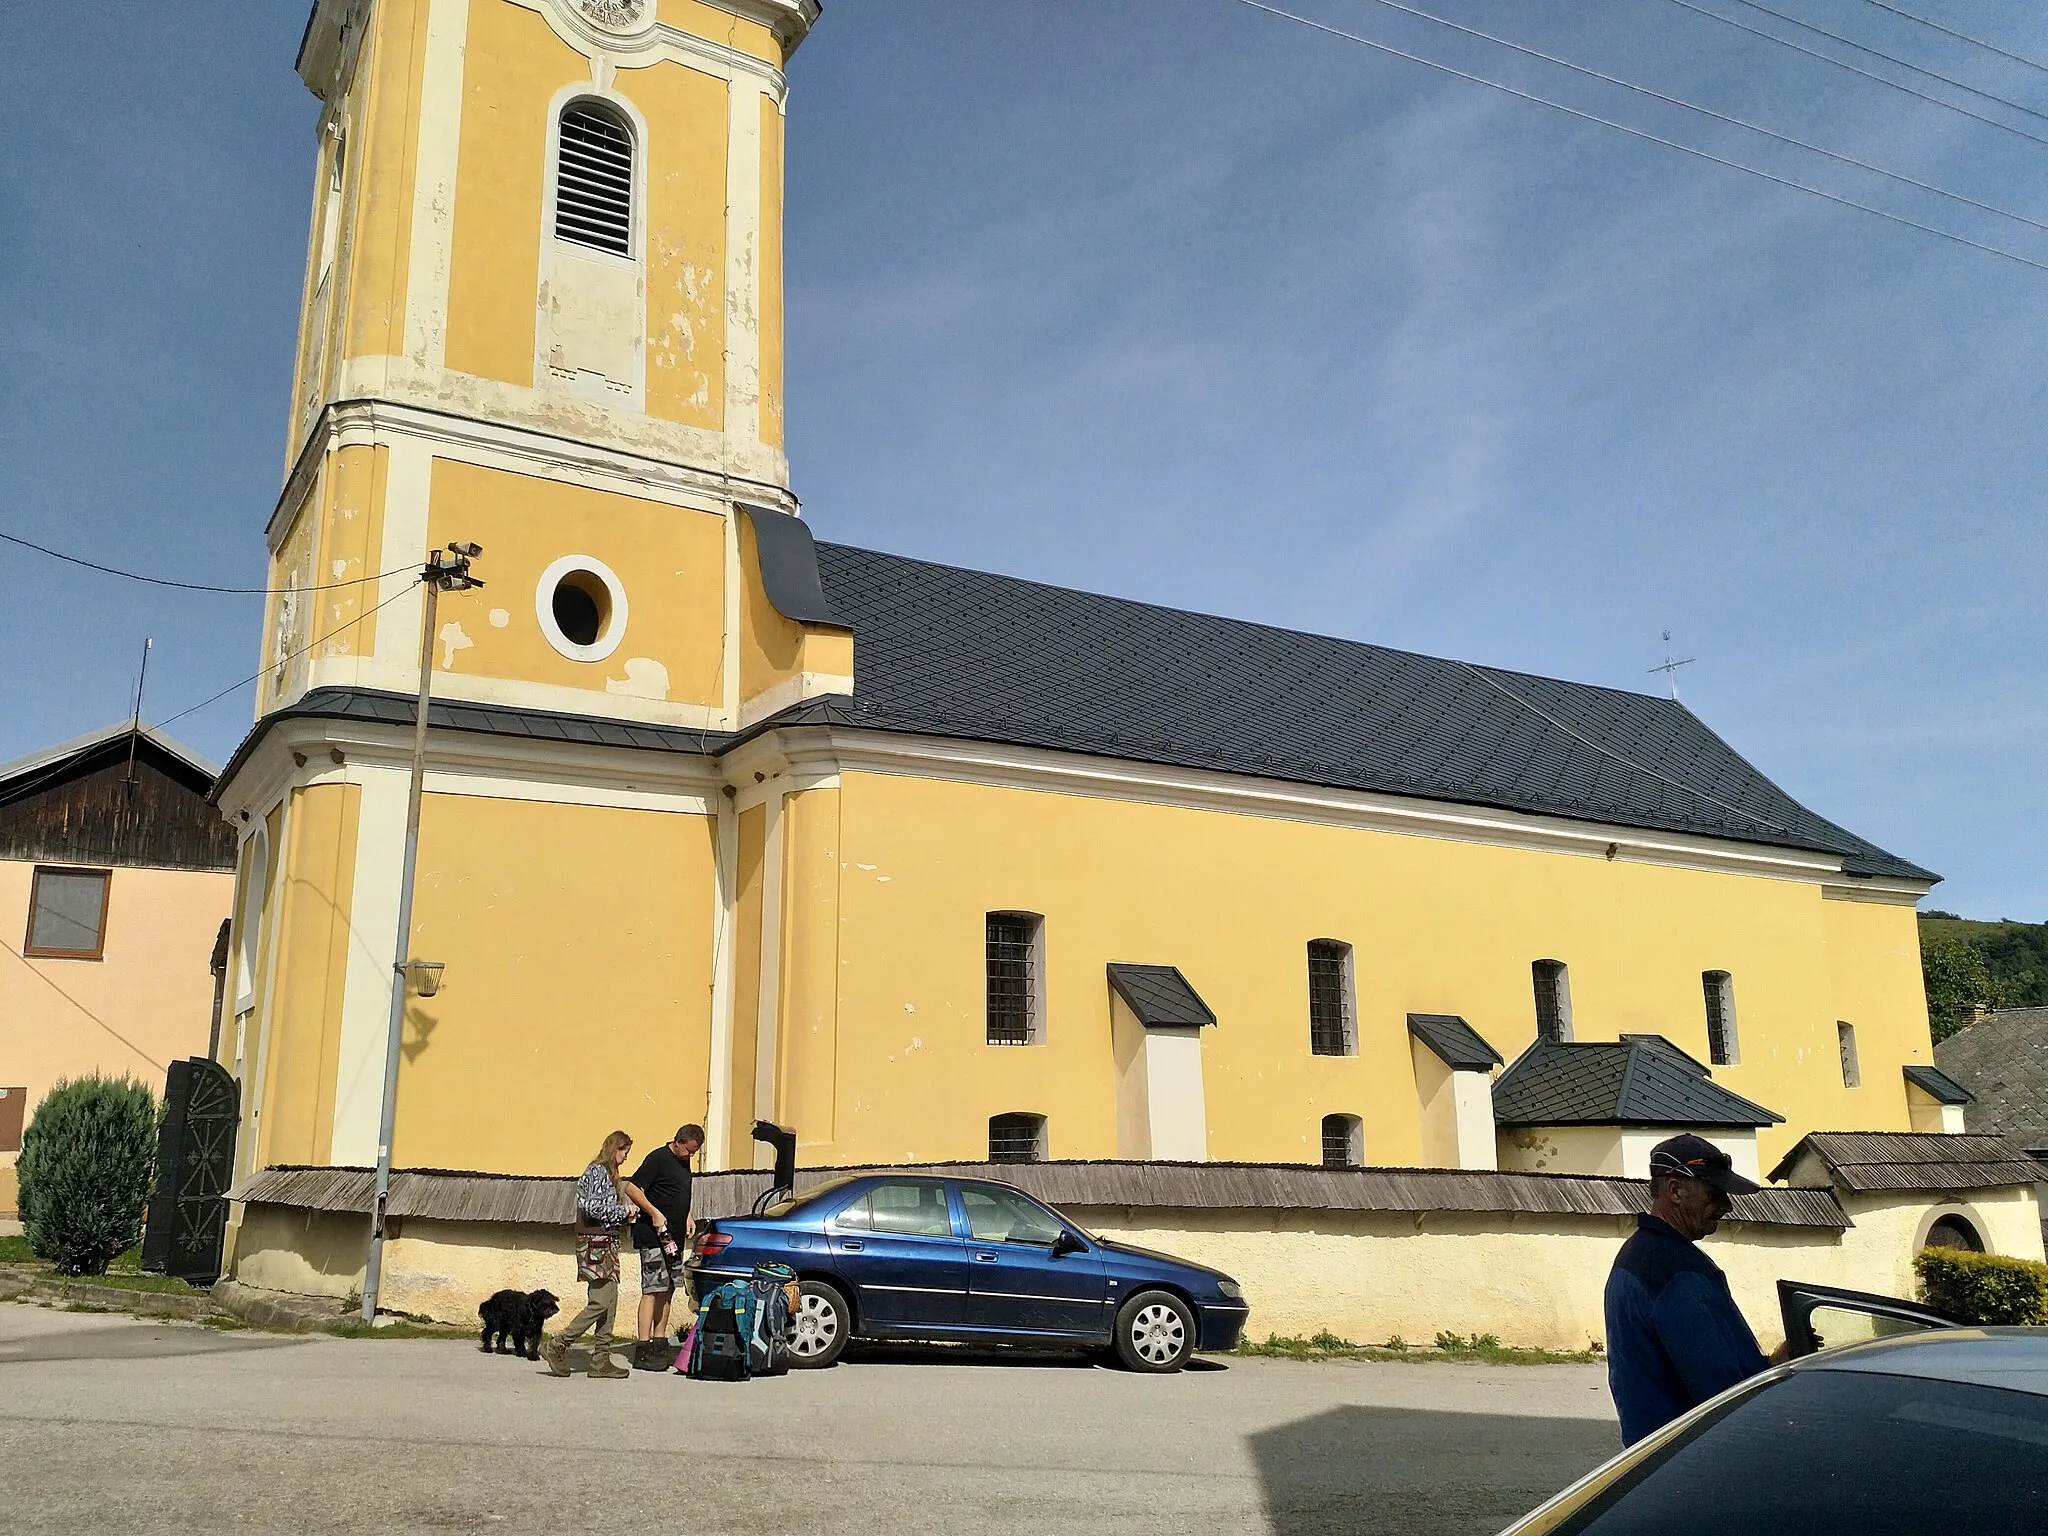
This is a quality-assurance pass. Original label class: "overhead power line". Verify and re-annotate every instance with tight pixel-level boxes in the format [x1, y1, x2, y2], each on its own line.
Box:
[1355, 0, 2048, 234]
[1228, 0, 2048, 275]
[1860, 0, 2048, 78]
[0, 528, 413, 596]
[1667, 0, 2048, 151]
[153, 580, 419, 731]
[1730, 0, 2048, 128]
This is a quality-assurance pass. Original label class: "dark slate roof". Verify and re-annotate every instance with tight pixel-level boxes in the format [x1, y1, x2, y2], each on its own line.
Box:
[1936, 1008, 2048, 1146]
[1492, 1036, 1784, 1128]
[211, 685, 731, 797]
[1768, 1131, 2042, 1192]
[1408, 1013, 1504, 1071]
[1902, 1064, 1975, 1107]
[812, 542, 1933, 881]
[1106, 964, 1216, 1027]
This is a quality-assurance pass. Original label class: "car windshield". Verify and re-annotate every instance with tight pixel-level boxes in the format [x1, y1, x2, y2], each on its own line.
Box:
[755, 1175, 858, 1220]
[1542, 1367, 2048, 1535]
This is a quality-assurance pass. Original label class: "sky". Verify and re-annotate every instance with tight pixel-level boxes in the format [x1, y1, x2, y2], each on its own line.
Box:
[0, 1, 2043, 919]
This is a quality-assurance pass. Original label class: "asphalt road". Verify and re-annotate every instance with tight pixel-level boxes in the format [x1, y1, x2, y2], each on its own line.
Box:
[0, 1303, 1620, 1535]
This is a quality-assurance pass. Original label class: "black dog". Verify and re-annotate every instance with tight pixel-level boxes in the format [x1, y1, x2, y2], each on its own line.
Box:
[478, 1288, 560, 1359]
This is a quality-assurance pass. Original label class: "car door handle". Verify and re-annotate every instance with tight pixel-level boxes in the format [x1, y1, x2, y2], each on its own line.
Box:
[973, 1252, 998, 1262]
[839, 1239, 863, 1251]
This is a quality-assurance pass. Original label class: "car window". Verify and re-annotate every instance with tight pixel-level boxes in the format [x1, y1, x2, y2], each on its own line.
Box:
[862, 1182, 954, 1238]
[759, 1175, 858, 1220]
[960, 1185, 1065, 1245]
[1803, 1302, 1946, 1354]
[1545, 1368, 2048, 1535]
[827, 1192, 871, 1230]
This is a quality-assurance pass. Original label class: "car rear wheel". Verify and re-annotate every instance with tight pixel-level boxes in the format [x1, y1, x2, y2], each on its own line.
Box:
[1114, 1289, 1195, 1373]
[788, 1280, 850, 1369]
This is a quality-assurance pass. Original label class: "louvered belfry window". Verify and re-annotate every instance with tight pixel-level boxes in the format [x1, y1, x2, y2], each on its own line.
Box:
[555, 101, 634, 256]
[986, 913, 1039, 1045]
[1307, 940, 1354, 1056]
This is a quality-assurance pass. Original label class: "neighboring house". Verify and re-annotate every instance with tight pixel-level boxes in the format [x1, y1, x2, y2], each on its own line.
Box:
[1935, 1007, 2048, 1250]
[0, 725, 235, 1216]
[215, 2, 1963, 1315]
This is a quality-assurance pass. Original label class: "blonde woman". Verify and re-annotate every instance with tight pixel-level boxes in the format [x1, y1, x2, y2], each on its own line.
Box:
[542, 1130, 639, 1379]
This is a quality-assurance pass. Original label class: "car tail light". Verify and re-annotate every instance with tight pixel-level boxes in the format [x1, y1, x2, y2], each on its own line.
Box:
[692, 1229, 732, 1257]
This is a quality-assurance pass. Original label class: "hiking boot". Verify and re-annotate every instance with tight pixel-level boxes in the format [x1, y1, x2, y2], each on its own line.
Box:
[540, 1337, 571, 1377]
[631, 1340, 670, 1371]
[587, 1353, 630, 1380]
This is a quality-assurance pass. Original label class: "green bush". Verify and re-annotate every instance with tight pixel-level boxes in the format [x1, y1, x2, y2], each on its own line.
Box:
[17, 1076, 159, 1277]
[1914, 1247, 2048, 1326]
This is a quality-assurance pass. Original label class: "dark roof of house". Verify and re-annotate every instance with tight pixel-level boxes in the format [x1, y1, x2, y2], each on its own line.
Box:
[1902, 1064, 1975, 1107]
[1408, 1013, 1504, 1071]
[1106, 964, 1217, 1027]
[234, 1159, 1849, 1229]
[1768, 1130, 2042, 1192]
[811, 542, 1933, 882]
[1492, 1036, 1784, 1128]
[1936, 1008, 2048, 1146]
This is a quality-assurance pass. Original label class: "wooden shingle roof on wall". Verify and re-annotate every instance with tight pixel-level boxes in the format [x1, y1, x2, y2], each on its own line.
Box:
[233, 1159, 1848, 1230]
[1768, 1131, 2042, 1193]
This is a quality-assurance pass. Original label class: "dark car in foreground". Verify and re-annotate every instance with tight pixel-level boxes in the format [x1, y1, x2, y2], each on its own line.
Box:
[1499, 1327, 2048, 1534]
[686, 1172, 1248, 1371]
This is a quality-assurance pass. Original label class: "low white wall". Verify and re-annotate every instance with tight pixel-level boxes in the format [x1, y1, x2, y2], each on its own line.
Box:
[229, 1185, 2044, 1349]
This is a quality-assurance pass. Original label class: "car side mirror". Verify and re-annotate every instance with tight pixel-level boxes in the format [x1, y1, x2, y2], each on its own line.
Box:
[1051, 1230, 1086, 1258]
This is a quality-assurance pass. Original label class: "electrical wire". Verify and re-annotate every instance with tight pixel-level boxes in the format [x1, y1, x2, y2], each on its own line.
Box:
[1666, 0, 2048, 150]
[1353, 0, 2048, 234]
[1229, 0, 2048, 275]
[1454, 662, 1796, 837]
[1734, 0, 2048, 124]
[0, 529, 417, 596]
[1, 940, 168, 1073]
[1859, 0, 2048, 78]
[152, 580, 420, 732]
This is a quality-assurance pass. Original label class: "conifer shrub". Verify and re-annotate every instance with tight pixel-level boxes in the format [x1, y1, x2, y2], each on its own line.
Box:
[1913, 1246, 2048, 1327]
[17, 1076, 159, 1276]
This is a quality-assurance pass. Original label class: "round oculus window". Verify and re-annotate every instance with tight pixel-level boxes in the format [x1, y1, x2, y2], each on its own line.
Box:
[535, 555, 628, 662]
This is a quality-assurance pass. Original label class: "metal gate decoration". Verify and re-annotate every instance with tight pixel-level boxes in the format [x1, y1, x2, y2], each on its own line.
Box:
[140, 1057, 239, 1285]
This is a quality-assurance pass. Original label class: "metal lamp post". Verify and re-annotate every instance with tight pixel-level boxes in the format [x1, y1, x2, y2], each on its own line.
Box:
[361, 543, 482, 1324]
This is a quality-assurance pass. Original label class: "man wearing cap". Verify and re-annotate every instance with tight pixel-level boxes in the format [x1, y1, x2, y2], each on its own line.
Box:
[1604, 1133, 1773, 1445]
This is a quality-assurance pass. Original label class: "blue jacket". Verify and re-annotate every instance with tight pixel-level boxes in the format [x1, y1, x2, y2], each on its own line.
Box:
[1604, 1214, 1768, 1445]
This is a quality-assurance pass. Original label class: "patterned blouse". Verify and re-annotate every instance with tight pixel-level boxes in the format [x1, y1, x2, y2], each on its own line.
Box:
[576, 1162, 636, 1228]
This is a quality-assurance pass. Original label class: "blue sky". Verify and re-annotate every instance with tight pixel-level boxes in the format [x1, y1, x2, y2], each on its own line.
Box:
[1, 1, 2043, 918]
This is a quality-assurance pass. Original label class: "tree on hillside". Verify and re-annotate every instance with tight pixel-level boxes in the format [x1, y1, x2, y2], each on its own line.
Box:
[1922, 935, 2019, 1044]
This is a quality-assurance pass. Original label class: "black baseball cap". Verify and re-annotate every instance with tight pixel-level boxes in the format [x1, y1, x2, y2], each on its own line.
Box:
[1648, 1133, 1759, 1197]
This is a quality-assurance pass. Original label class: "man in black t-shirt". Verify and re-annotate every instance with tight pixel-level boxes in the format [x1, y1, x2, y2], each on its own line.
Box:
[622, 1124, 703, 1365]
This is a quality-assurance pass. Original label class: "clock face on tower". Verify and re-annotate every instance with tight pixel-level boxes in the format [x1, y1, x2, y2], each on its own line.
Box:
[573, 0, 651, 33]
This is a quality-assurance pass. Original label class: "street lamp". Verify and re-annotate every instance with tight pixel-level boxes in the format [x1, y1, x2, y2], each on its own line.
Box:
[360, 543, 483, 1324]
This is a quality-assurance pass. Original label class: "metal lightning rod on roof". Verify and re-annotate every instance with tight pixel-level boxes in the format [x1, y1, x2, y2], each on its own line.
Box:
[1649, 631, 1696, 700]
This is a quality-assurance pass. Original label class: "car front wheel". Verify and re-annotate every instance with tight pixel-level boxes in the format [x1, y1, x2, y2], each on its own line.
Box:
[1113, 1289, 1195, 1373]
[788, 1279, 851, 1369]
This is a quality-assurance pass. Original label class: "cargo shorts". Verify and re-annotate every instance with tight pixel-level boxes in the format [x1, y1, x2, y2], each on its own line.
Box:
[637, 1245, 676, 1295]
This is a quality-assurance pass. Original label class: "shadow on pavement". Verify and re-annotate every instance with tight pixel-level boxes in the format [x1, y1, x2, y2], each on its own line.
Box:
[0, 1323, 312, 1364]
[1249, 1404, 1616, 1536]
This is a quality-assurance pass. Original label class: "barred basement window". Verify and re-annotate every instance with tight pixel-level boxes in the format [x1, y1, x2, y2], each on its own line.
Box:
[1307, 940, 1356, 1056]
[989, 1112, 1047, 1163]
[1533, 959, 1573, 1043]
[1322, 1113, 1363, 1168]
[985, 912, 1043, 1045]
[1702, 971, 1739, 1066]
[554, 100, 634, 256]
[1838, 1021, 1861, 1088]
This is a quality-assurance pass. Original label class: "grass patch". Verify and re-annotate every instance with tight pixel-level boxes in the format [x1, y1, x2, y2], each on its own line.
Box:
[324, 1316, 471, 1341]
[0, 1236, 34, 1264]
[58, 1271, 205, 1297]
[1233, 1331, 1602, 1366]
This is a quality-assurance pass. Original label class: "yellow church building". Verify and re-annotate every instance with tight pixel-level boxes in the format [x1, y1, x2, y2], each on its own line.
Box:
[217, 0, 1950, 1237]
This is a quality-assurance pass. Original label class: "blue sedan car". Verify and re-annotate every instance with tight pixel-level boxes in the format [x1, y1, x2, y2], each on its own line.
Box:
[685, 1173, 1249, 1371]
